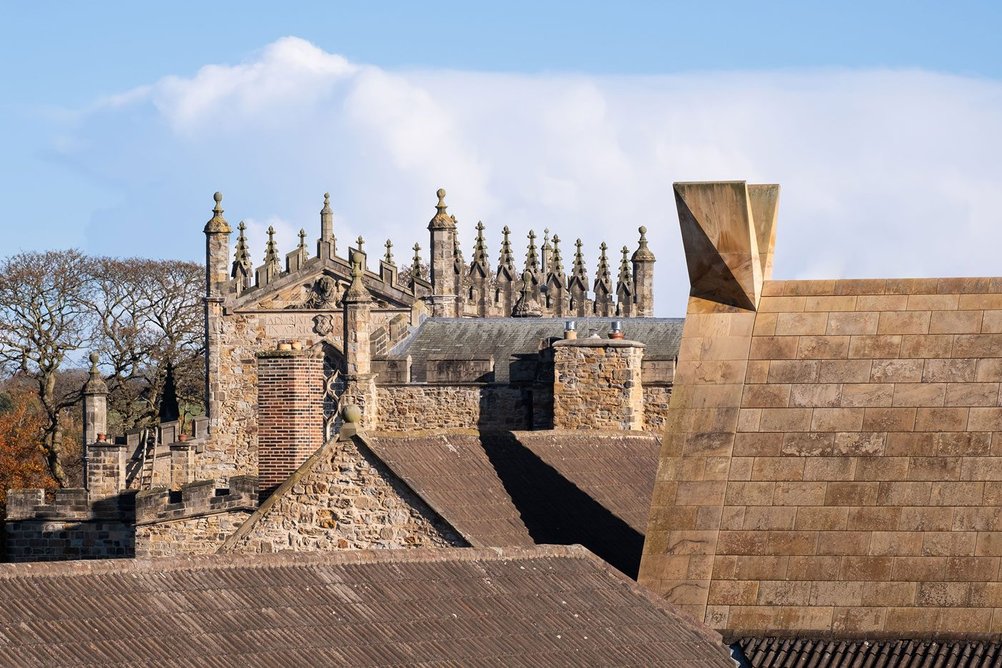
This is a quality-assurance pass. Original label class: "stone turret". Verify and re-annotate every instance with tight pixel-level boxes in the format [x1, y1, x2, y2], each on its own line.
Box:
[631, 226, 655, 317]
[342, 255, 378, 427]
[428, 188, 459, 317]
[82, 352, 126, 501]
[203, 192, 231, 427]
[317, 192, 336, 259]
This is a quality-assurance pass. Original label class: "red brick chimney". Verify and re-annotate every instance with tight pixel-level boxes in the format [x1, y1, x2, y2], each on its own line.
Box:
[256, 343, 323, 499]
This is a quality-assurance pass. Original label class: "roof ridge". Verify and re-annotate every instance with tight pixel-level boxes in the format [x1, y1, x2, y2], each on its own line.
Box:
[0, 544, 596, 580]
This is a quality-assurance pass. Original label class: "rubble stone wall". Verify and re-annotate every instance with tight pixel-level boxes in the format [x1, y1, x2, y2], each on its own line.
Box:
[222, 437, 464, 553]
[375, 384, 552, 431]
[553, 339, 645, 431]
[135, 511, 252, 558]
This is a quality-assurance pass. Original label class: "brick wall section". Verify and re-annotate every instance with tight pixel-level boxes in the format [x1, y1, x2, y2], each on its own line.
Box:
[256, 348, 324, 498]
[552, 339, 646, 431]
[221, 437, 464, 553]
[376, 385, 553, 431]
[641, 277, 1002, 637]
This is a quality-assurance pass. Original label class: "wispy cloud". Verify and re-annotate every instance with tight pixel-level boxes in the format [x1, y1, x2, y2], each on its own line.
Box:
[55, 37, 1002, 314]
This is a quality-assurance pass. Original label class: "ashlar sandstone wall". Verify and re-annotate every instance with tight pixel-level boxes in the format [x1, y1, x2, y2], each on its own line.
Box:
[641, 180, 1002, 639]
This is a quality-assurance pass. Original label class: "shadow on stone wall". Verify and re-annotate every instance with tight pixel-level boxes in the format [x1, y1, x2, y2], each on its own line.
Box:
[479, 431, 644, 578]
[4, 520, 135, 562]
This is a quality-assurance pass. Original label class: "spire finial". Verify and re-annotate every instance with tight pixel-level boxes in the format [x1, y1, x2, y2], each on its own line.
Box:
[232, 221, 251, 277]
[204, 191, 231, 233]
[411, 242, 423, 279]
[498, 225, 514, 275]
[631, 225, 656, 262]
[89, 351, 99, 376]
[323, 192, 331, 210]
[525, 230, 539, 274]
[298, 228, 307, 249]
[384, 239, 394, 264]
[429, 188, 456, 230]
[471, 220, 489, 273]
[263, 225, 280, 268]
[356, 235, 364, 251]
[551, 234, 564, 275]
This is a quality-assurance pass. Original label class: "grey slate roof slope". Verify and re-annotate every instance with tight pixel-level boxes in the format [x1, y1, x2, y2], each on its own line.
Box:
[0, 546, 734, 667]
[734, 636, 1002, 667]
[362, 430, 660, 578]
[389, 317, 684, 381]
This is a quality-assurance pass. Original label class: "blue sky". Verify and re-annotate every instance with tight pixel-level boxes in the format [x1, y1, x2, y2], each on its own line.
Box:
[2, 2, 1001, 314]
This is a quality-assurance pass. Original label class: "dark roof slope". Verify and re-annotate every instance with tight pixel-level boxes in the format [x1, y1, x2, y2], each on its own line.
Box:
[390, 317, 684, 381]
[0, 546, 734, 667]
[363, 430, 660, 577]
[735, 636, 1002, 667]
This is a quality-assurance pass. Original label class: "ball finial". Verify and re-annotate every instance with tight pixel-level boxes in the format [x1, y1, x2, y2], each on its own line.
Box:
[89, 352, 99, 365]
[639, 225, 647, 235]
[213, 192, 222, 203]
[437, 188, 446, 198]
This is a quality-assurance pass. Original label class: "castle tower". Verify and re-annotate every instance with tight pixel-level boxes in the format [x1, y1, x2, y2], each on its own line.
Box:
[427, 188, 459, 317]
[203, 192, 231, 427]
[631, 226, 656, 316]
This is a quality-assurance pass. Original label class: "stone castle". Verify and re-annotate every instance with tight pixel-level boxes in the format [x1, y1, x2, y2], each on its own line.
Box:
[4, 188, 674, 566]
[9, 180, 1002, 664]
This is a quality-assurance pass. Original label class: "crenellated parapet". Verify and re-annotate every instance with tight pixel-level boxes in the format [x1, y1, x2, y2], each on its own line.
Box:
[5, 487, 135, 522]
[135, 476, 258, 525]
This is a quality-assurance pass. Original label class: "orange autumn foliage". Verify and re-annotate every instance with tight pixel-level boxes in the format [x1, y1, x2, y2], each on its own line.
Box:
[0, 391, 56, 515]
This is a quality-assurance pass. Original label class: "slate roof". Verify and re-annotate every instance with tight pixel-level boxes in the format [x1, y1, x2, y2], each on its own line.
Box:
[734, 636, 1002, 667]
[0, 546, 734, 667]
[362, 430, 659, 577]
[389, 317, 684, 381]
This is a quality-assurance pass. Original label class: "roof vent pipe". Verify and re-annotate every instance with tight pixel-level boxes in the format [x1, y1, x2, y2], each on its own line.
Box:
[564, 320, 577, 340]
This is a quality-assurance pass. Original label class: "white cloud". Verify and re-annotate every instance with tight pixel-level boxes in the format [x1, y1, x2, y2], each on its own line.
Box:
[55, 38, 1002, 315]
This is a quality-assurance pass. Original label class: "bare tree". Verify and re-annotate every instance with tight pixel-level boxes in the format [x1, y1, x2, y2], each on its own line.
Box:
[88, 258, 204, 434]
[0, 250, 93, 485]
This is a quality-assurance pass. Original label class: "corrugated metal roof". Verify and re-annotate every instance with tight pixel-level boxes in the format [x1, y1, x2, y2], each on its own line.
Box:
[0, 546, 734, 666]
[389, 317, 684, 381]
[735, 636, 1002, 667]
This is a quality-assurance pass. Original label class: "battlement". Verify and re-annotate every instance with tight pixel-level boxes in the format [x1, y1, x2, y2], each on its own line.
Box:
[135, 475, 258, 525]
[5, 487, 136, 522]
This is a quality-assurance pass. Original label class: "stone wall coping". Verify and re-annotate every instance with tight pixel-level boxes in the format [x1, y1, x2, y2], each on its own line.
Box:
[376, 381, 511, 388]
[552, 338, 646, 349]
